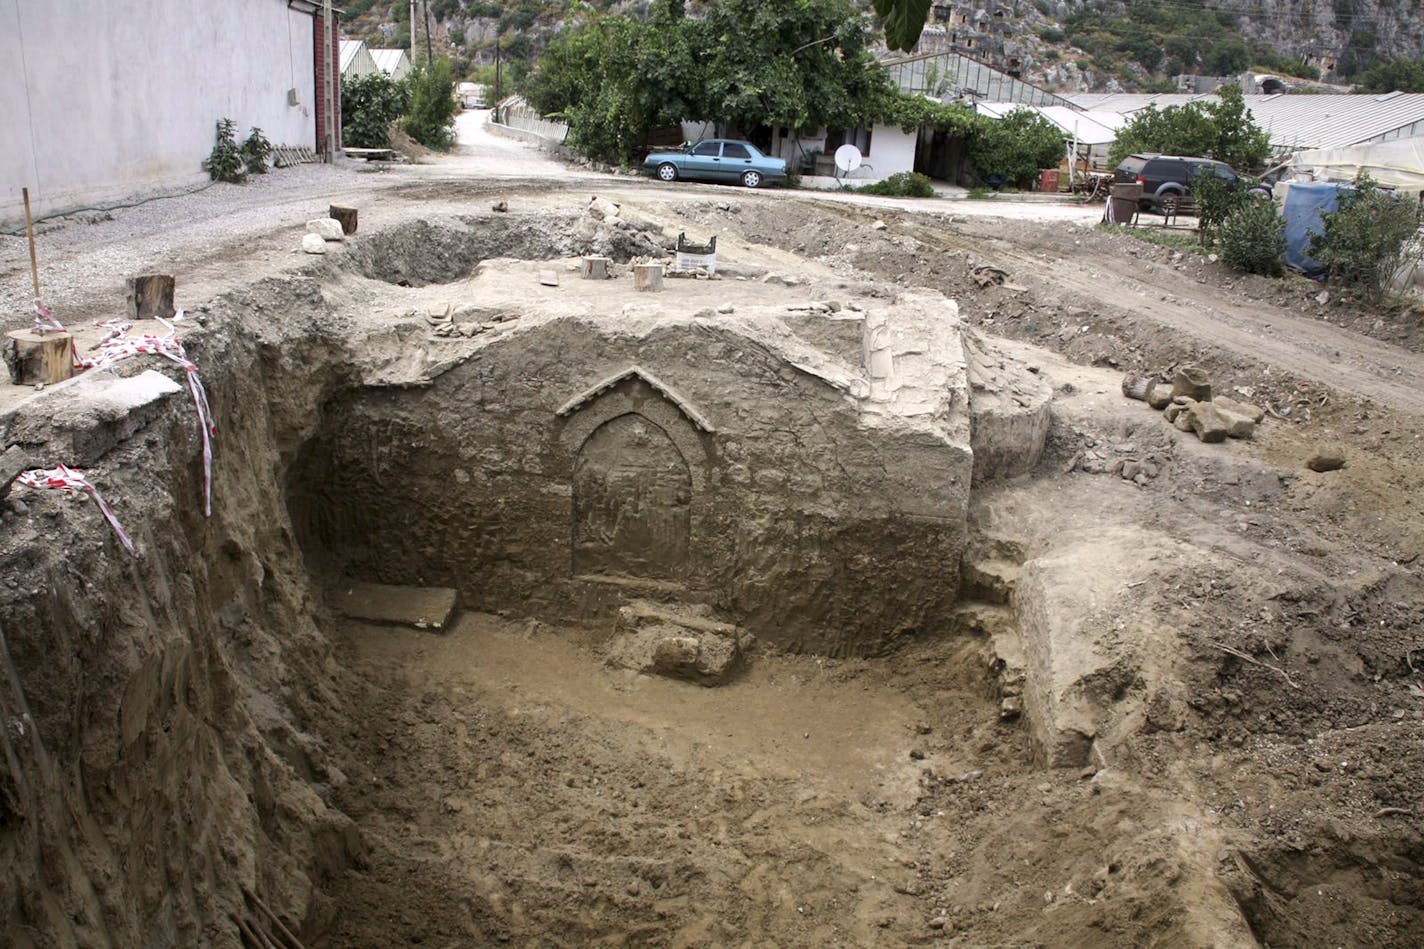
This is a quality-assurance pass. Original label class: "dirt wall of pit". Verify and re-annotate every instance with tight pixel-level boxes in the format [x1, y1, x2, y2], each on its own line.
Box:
[0, 279, 356, 946]
[289, 316, 972, 655]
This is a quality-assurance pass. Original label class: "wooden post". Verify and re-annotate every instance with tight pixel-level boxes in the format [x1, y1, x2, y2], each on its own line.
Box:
[126, 275, 175, 321]
[4, 330, 74, 385]
[579, 256, 610, 280]
[329, 204, 358, 235]
[22, 188, 40, 303]
[633, 264, 663, 292]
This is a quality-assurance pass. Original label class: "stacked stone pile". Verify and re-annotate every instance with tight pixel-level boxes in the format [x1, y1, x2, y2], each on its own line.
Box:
[1122, 367, 1264, 444]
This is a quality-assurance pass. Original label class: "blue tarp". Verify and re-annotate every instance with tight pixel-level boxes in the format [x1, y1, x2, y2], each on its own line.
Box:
[1282, 182, 1349, 275]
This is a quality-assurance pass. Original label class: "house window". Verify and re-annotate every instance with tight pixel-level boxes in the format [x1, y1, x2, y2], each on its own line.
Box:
[823, 128, 872, 157]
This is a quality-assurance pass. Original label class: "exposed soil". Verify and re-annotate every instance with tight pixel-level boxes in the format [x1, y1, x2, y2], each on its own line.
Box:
[1, 137, 1420, 948]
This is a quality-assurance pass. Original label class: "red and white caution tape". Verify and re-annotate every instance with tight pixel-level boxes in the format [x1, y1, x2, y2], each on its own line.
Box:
[78, 311, 216, 516]
[33, 299, 82, 367]
[14, 465, 136, 556]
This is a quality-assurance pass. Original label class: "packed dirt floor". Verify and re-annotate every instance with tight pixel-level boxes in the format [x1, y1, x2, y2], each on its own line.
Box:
[1, 124, 1422, 947]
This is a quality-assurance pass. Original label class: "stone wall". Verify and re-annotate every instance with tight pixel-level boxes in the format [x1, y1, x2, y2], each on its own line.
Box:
[293, 313, 973, 655]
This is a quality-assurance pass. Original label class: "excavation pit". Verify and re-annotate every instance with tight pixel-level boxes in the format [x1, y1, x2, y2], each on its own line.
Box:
[5, 201, 1419, 948]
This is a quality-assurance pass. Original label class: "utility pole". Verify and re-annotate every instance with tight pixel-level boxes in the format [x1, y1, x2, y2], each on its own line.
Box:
[495, 35, 501, 103]
[322, 0, 335, 161]
[423, 0, 434, 64]
[410, 0, 417, 63]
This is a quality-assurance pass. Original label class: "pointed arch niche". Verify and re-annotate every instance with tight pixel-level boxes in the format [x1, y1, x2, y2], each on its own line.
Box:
[557, 368, 714, 582]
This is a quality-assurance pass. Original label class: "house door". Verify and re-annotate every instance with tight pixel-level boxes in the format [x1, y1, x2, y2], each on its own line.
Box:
[572, 413, 691, 581]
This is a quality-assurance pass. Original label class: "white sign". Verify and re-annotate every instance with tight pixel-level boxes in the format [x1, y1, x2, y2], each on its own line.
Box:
[675, 251, 717, 274]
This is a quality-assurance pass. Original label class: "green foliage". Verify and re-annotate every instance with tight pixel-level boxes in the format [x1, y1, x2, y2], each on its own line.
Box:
[202, 118, 245, 183]
[872, 0, 932, 52]
[1190, 167, 1245, 243]
[1217, 200, 1286, 277]
[342, 71, 409, 148]
[1062, 1, 1265, 83]
[526, 0, 899, 164]
[1353, 59, 1424, 93]
[1202, 40, 1250, 75]
[403, 57, 460, 149]
[240, 127, 273, 174]
[969, 108, 1065, 187]
[855, 172, 935, 197]
[887, 97, 981, 136]
[1310, 174, 1422, 300]
[1108, 86, 1270, 171]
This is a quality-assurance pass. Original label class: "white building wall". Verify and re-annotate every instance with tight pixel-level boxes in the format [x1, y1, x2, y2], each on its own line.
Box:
[869, 125, 919, 176]
[1, 0, 318, 227]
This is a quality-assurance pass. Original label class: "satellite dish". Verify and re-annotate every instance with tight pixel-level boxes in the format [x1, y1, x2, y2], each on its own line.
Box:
[834, 144, 863, 174]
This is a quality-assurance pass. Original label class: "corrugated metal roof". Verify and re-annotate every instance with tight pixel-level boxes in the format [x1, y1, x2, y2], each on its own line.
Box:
[1065, 93, 1424, 151]
[975, 103, 1122, 144]
[883, 50, 1074, 108]
[369, 48, 412, 78]
[339, 39, 364, 73]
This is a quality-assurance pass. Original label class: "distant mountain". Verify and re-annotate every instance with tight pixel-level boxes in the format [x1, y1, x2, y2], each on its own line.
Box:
[340, 0, 1424, 93]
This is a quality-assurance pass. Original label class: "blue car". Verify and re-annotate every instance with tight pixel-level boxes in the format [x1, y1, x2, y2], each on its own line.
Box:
[642, 139, 788, 189]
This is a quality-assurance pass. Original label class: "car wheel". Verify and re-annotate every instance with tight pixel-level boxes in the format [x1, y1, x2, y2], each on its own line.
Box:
[657, 163, 678, 183]
[741, 170, 762, 188]
[1160, 192, 1180, 217]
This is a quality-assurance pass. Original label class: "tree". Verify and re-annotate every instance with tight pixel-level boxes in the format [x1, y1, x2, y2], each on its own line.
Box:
[1353, 59, 1424, 93]
[524, 0, 899, 164]
[342, 72, 409, 149]
[969, 109, 1064, 187]
[1203, 40, 1250, 75]
[403, 57, 459, 149]
[697, 0, 897, 135]
[1309, 174, 1422, 301]
[1108, 86, 1270, 171]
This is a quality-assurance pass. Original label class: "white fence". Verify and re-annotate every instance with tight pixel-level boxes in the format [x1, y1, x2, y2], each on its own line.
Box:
[494, 99, 569, 145]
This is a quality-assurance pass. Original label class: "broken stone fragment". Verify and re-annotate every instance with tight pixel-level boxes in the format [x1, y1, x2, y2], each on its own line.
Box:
[1145, 379, 1174, 410]
[300, 233, 327, 254]
[1121, 372, 1153, 401]
[1171, 366, 1212, 402]
[307, 218, 345, 241]
[1164, 398, 1194, 423]
[538, 270, 559, 287]
[587, 196, 620, 221]
[1307, 451, 1346, 472]
[1213, 395, 1264, 424]
[1187, 402, 1230, 443]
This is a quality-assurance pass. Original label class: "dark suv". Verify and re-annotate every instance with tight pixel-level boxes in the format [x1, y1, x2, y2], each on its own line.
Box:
[1114, 153, 1244, 215]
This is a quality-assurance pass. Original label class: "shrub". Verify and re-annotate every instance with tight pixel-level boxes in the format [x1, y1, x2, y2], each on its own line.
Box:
[1310, 174, 1422, 300]
[202, 118, 245, 183]
[968, 108, 1065, 188]
[856, 172, 935, 197]
[1192, 170, 1248, 245]
[1218, 201, 1285, 277]
[342, 72, 408, 148]
[402, 57, 460, 150]
[241, 127, 273, 174]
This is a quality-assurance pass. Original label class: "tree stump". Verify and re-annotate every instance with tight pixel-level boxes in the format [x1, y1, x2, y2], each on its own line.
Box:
[580, 256, 611, 280]
[329, 204, 358, 235]
[4, 330, 74, 385]
[633, 264, 664, 292]
[126, 275, 175, 321]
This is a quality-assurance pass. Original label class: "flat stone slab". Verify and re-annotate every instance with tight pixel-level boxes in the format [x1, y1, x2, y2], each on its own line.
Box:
[338, 582, 458, 630]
